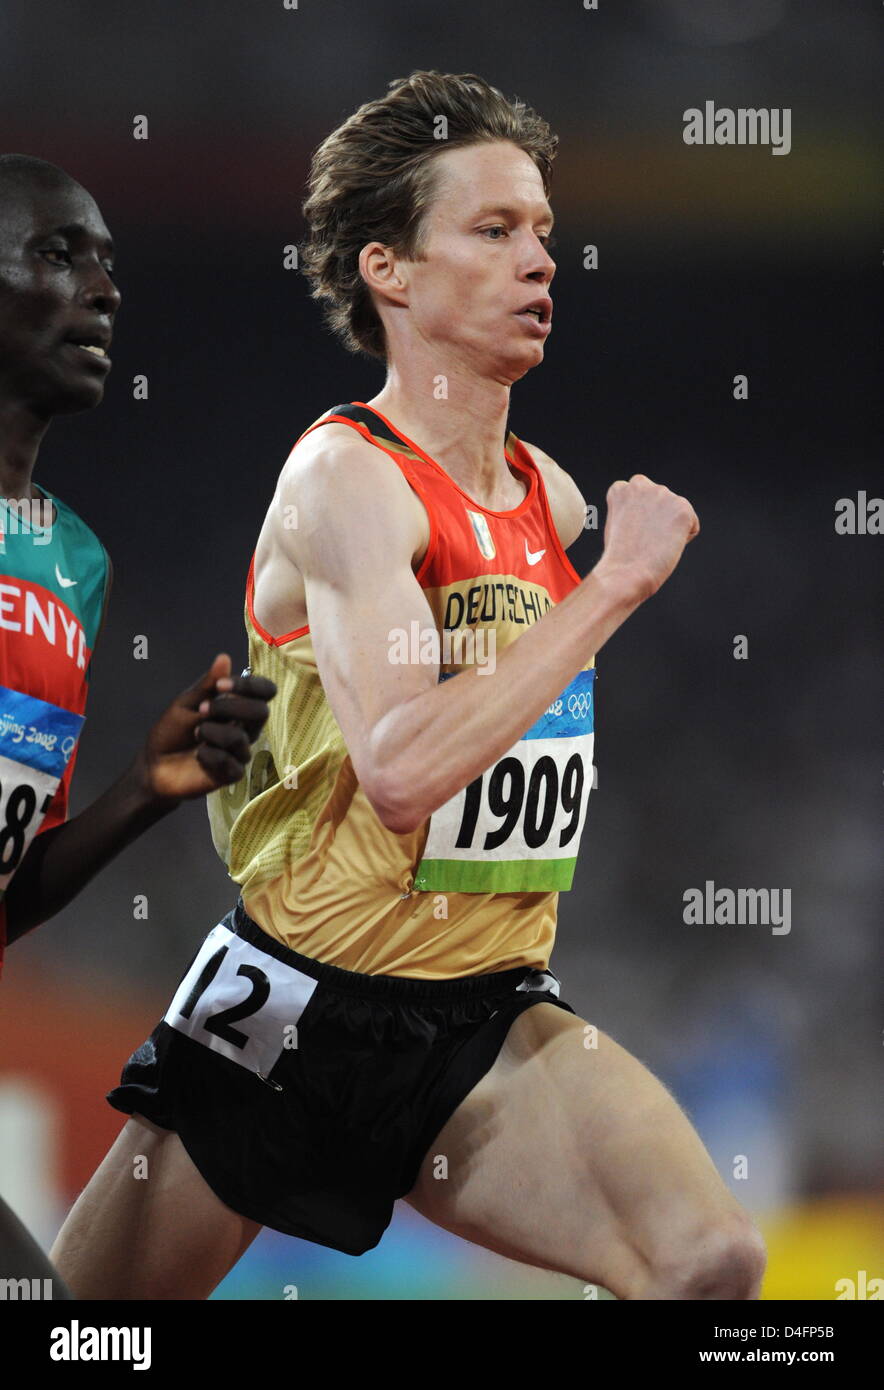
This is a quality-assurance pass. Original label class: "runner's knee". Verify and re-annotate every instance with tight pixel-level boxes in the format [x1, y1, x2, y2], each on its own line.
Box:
[653, 1213, 767, 1300]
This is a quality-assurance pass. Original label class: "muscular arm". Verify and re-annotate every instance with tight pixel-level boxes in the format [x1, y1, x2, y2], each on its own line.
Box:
[277, 431, 698, 836]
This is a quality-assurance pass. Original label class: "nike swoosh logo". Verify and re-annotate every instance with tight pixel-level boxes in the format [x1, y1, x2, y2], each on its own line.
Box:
[525, 541, 546, 566]
[55, 564, 77, 588]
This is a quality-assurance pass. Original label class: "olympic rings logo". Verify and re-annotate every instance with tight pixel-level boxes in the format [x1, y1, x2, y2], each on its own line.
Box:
[567, 692, 592, 720]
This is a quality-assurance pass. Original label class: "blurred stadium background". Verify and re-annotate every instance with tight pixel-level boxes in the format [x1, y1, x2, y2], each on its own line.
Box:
[0, 0, 881, 1298]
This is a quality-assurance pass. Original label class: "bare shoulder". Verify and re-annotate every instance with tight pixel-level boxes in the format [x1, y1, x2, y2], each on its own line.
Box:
[275, 420, 428, 558]
[252, 419, 431, 637]
[281, 421, 400, 494]
[519, 439, 587, 550]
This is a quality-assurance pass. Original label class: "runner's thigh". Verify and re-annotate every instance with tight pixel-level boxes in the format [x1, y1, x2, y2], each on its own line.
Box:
[404, 1002, 757, 1296]
[51, 1114, 261, 1300]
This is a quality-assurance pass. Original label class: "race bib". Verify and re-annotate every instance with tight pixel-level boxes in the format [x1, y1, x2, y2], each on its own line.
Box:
[165, 921, 318, 1078]
[0, 686, 85, 894]
[413, 667, 595, 893]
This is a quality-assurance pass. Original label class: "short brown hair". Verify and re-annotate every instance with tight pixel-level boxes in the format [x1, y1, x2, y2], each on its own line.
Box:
[300, 71, 558, 362]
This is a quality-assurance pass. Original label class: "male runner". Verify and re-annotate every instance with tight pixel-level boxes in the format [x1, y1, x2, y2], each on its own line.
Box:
[53, 74, 767, 1300]
[0, 154, 275, 1294]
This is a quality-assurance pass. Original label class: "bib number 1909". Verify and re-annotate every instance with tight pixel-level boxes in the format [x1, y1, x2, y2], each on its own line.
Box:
[456, 751, 585, 851]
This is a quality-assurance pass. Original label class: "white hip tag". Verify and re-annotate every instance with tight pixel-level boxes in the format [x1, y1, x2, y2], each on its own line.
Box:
[165, 922, 318, 1078]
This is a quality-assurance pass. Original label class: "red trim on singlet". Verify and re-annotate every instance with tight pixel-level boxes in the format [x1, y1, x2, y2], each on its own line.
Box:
[305, 411, 443, 586]
[246, 552, 308, 647]
[349, 400, 537, 520]
[247, 404, 569, 647]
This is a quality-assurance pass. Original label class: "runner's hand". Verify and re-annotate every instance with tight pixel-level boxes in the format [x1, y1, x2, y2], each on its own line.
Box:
[597, 474, 699, 601]
[136, 653, 276, 803]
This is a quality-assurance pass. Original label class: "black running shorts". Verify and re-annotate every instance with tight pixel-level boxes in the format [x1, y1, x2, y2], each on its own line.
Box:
[107, 899, 576, 1256]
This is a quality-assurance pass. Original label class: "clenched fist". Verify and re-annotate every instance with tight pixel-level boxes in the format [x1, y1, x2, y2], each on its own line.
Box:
[135, 653, 276, 805]
[597, 474, 699, 602]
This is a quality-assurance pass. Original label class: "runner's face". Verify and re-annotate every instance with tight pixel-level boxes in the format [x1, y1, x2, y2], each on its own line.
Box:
[403, 141, 556, 381]
[0, 180, 120, 416]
